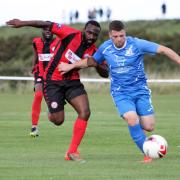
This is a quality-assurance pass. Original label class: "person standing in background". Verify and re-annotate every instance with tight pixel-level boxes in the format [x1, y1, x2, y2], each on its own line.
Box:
[30, 27, 60, 137]
[161, 2, 167, 18]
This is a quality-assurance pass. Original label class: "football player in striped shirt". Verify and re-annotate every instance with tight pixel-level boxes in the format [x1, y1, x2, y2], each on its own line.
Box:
[7, 19, 108, 162]
[30, 27, 60, 137]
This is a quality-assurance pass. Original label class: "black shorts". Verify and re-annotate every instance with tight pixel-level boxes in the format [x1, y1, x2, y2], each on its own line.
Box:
[43, 80, 87, 113]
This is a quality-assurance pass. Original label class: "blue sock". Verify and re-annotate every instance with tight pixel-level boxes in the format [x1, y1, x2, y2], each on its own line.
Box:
[128, 124, 146, 153]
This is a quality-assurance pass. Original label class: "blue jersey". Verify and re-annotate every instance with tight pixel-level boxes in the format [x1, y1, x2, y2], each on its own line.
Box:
[93, 36, 159, 94]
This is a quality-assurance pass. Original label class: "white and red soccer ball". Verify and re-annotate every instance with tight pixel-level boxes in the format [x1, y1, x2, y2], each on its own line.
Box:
[143, 135, 168, 159]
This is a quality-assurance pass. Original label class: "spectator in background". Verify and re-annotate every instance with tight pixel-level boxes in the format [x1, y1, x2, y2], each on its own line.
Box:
[74, 10, 79, 22]
[98, 8, 104, 21]
[69, 11, 74, 24]
[106, 7, 112, 21]
[88, 8, 97, 20]
[161, 2, 167, 18]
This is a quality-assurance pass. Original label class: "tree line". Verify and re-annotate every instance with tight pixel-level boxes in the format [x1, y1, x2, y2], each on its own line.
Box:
[0, 20, 180, 77]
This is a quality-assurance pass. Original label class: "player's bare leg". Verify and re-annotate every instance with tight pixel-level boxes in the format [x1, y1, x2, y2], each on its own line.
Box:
[48, 111, 65, 126]
[65, 94, 90, 162]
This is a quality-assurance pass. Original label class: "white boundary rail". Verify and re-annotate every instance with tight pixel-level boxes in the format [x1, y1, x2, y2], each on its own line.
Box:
[1, 76, 180, 83]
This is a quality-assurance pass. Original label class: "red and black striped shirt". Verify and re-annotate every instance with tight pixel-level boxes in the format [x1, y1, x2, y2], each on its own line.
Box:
[44, 23, 97, 81]
[32, 37, 60, 77]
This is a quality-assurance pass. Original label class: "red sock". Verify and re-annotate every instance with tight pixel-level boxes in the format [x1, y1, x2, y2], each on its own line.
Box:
[31, 91, 43, 126]
[67, 118, 88, 154]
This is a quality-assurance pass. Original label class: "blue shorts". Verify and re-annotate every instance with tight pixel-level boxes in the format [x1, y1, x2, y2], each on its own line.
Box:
[112, 90, 154, 117]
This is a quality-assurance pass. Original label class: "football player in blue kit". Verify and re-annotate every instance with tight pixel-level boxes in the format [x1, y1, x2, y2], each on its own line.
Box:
[58, 20, 180, 162]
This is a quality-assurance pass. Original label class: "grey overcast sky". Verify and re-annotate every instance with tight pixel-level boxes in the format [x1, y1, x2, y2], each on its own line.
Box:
[0, 0, 179, 25]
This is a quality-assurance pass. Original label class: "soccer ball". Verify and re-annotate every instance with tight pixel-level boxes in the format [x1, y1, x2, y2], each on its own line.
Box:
[143, 135, 168, 159]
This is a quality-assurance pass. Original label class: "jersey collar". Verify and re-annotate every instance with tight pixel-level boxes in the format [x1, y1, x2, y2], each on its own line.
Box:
[112, 39, 127, 50]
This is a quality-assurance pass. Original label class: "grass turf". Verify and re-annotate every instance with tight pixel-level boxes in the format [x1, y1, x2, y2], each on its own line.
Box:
[0, 92, 180, 180]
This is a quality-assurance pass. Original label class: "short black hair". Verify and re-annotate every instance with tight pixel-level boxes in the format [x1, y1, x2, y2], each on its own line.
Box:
[109, 20, 125, 31]
[85, 20, 101, 30]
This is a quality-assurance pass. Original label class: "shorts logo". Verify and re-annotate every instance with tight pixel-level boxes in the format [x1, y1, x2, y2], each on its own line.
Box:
[37, 78, 42, 82]
[147, 107, 153, 112]
[51, 102, 58, 109]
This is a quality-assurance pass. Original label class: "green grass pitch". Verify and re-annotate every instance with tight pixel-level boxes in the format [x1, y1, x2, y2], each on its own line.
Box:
[0, 92, 180, 180]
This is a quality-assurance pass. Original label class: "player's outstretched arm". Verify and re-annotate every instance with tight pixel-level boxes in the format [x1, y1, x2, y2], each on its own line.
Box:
[58, 57, 97, 75]
[6, 19, 51, 28]
[157, 45, 180, 64]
